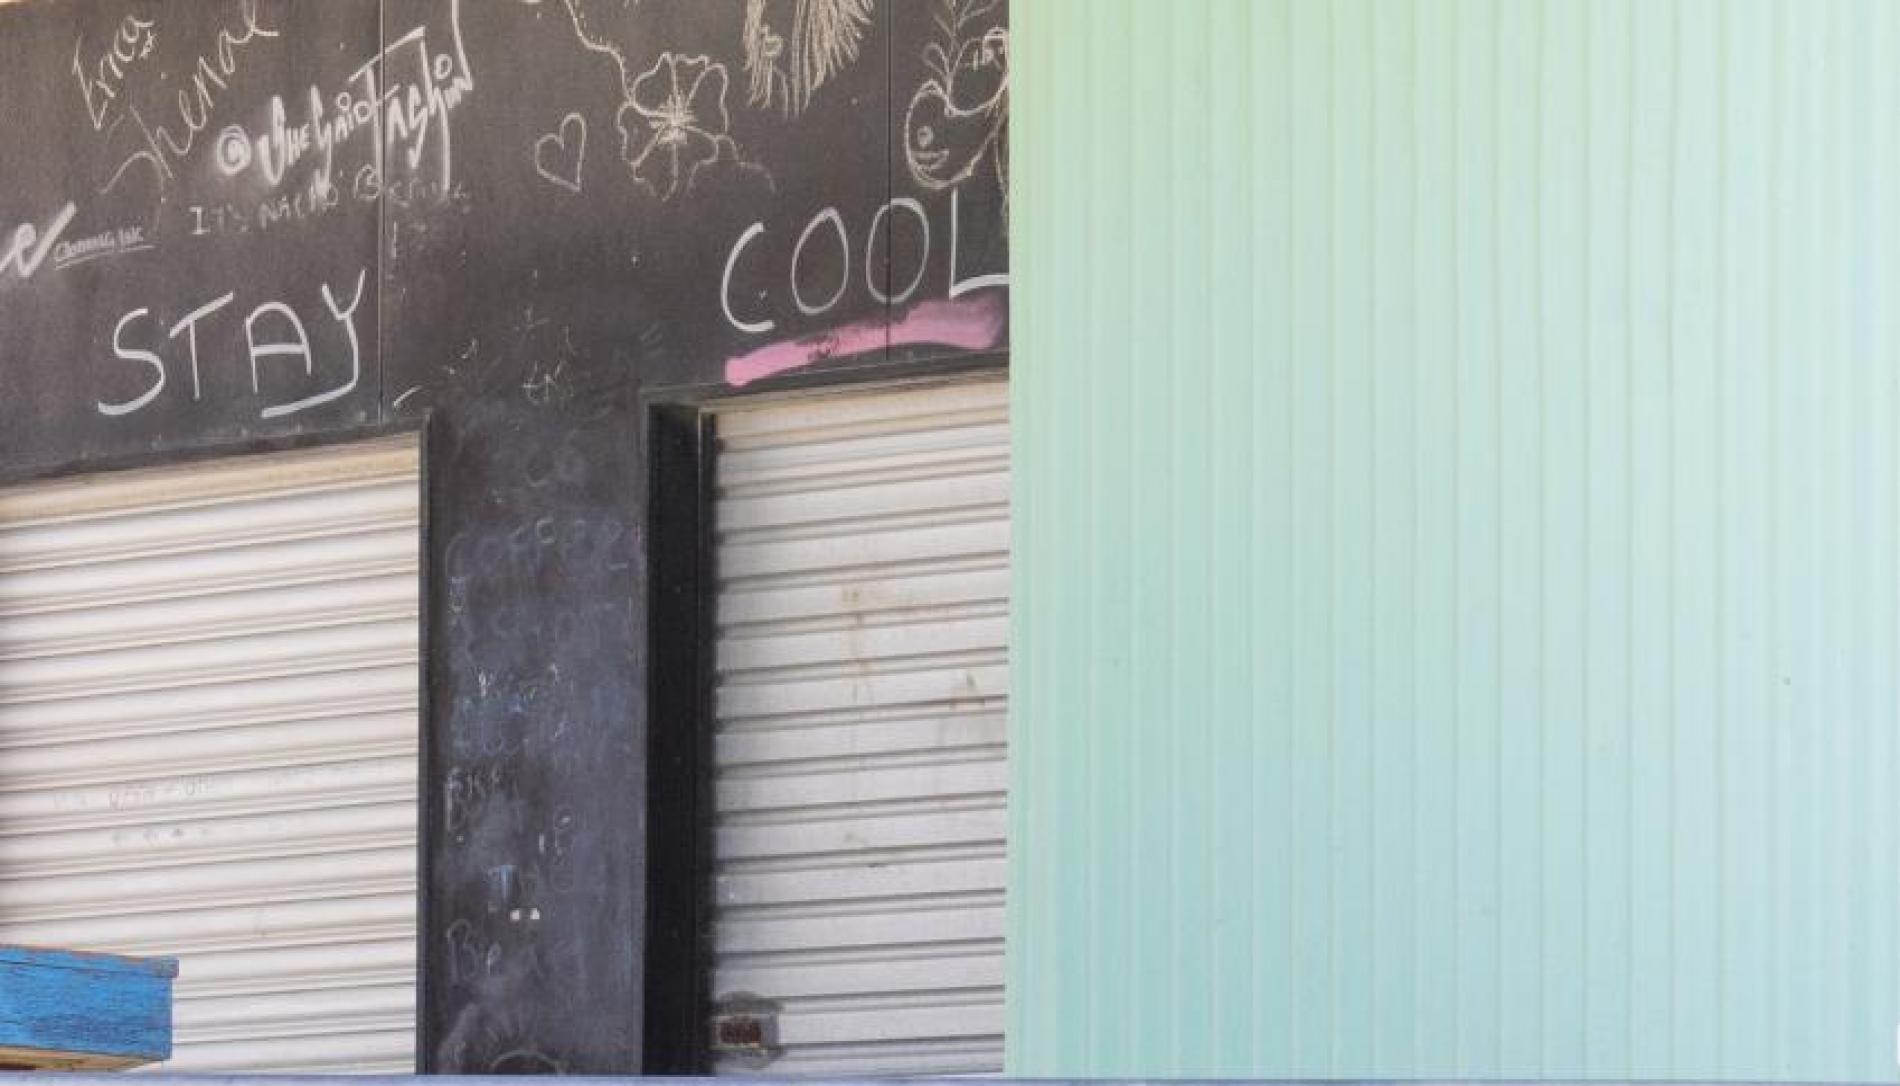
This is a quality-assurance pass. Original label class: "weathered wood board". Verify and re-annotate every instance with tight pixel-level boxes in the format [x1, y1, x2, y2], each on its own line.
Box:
[0, 946, 175, 1070]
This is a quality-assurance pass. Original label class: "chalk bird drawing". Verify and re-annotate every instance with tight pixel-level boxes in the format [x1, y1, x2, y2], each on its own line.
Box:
[903, 0, 1008, 205]
[742, 0, 877, 117]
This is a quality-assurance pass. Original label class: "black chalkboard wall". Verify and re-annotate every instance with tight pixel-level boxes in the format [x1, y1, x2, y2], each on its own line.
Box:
[0, 0, 1008, 1072]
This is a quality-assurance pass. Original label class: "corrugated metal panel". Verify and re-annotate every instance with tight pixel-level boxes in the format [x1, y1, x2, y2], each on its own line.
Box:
[711, 380, 1009, 1077]
[0, 437, 421, 1074]
[1013, 0, 1900, 1080]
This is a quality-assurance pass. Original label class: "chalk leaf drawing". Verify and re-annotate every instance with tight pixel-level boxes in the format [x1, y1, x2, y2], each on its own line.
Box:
[617, 53, 766, 201]
[535, 113, 588, 193]
[904, 0, 1008, 200]
[743, 0, 876, 117]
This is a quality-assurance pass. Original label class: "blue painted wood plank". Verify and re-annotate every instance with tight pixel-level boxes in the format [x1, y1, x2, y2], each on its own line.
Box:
[0, 946, 175, 1067]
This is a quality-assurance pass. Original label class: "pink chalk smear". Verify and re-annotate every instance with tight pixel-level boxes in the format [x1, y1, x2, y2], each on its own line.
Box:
[724, 291, 1006, 387]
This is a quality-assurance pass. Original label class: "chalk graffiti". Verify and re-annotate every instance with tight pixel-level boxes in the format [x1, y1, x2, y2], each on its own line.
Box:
[0, 204, 77, 282]
[550, 1, 767, 200]
[71, 12, 158, 134]
[720, 187, 1005, 336]
[556, 0, 641, 95]
[742, 0, 876, 117]
[51, 225, 151, 271]
[903, 0, 1008, 204]
[101, 0, 280, 195]
[617, 53, 768, 201]
[534, 113, 587, 193]
[214, 0, 475, 211]
[724, 291, 1004, 387]
[96, 268, 368, 420]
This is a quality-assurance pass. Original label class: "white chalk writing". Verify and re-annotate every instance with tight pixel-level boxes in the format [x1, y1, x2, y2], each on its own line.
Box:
[215, 0, 474, 206]
[0, 203, 77, 282]
[97, 269, 369, 421]
[72, 13, 158, 133]
[720, 188, 1004, 334]
[102, 0, 279, 194]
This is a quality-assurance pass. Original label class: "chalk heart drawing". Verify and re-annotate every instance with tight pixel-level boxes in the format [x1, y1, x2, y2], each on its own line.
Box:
[535, 113, 588, 193]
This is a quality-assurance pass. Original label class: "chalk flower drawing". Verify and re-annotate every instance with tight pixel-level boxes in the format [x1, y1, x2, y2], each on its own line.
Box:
[904, 0, 1008, 201]
[617, 53, 757, 200]
[743, 0, 876, 117]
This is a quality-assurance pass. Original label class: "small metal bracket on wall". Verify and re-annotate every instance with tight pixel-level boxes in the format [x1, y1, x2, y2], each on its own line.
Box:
[707, 994, 781, 1068]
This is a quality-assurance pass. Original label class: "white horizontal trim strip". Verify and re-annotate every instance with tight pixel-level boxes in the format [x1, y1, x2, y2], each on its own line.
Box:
[0, 756, 415, 831]
[0, 436, 418, 525]
[172, 938, 415, 993]
[716, 901, 1005, 955]
[714, 710, 1006, 765]
[714, 759, 1006, 815]
[719, 567, 1010, 628]
[716, 379, 1005, 441]
[715, 804, 1005, 861]
[0, 574, 417, 661]
[716, 662, 1008, 721]
[0, 712, 415, 789]
[719, 614, 1008, 673]
[0, 529, 416, 616]
[718, 446, 1008, 504]
[0, 482, 418, 573]
[0, 838, 414, 918]
[751, 998, 1004, 1046]
[175, 983, 415, 1034]
[155, 1028, 416, 1074]
[0, 802, 417, 878]
[715, 856, 1007, 909]
[717, 516, 1006, 579]
[0, 619, 417, 703]
[0, 893, 415, 956]
[0, 666, 417, 744]
[717, 951, 1003, 1001]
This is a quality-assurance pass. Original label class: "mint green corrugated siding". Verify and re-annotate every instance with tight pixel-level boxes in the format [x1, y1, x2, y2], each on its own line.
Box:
[1010, 0, 1900, 1079]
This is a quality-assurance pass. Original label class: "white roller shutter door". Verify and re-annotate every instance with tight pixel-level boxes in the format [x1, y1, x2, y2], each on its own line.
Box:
[711, 379, 1009, 1077]
[0, 436, 421, 1074]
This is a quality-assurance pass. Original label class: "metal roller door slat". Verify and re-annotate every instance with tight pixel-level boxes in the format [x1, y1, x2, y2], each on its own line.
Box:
[717, 900, 1005, 956]
[172, 938, 415, 993]
[0, 755, 414, 827]
[0, 574, 419, 658]
[0, 440, 419, 522]
[0, 483, 418, 571]
[0, 619, 416, 699]
[0, 894, 416, 954]
[719, 521, 1008, 583]
[716, 471, 1007, 533]
[767, 998, 1006, 1047]
[0, 667, 417, 741]
[716, 662, 1008, 724]
[716, 380, 1004, 437]
[0, 436, 419, 1073]
[712, 380, 1008, 1075]
[1, 713, 415, 786]
[0, 530, 419, 614]
[0, 842, 414, 918]
[714, 710, 1006, 766]
[715, 805, 1007, 861]
[719, 567, 1010, 627]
